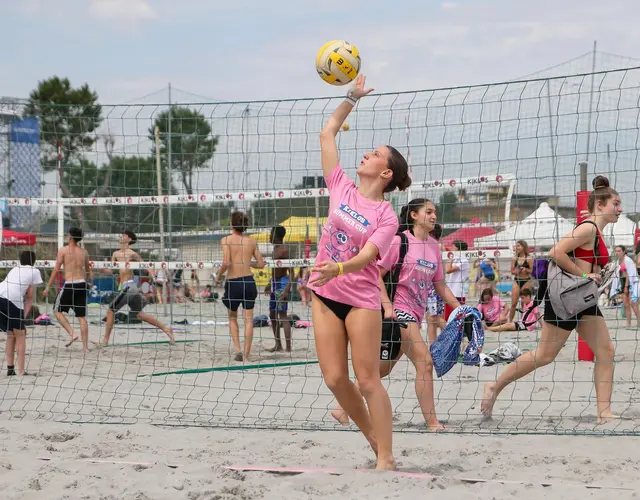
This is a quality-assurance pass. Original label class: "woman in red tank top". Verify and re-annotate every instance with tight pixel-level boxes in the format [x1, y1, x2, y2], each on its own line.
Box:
[481, 175, 622, 425]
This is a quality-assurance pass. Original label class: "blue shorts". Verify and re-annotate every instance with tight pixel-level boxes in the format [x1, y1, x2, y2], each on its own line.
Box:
[222, 276, 257, 312]
[269, 277, 289, 313]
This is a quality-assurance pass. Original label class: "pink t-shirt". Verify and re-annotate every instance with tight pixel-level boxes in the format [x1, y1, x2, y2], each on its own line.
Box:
[477, 296, 506, 322]
[307, 165, 399, 310]
[519, 301, 541, 331]
[378, 231, 444, 323]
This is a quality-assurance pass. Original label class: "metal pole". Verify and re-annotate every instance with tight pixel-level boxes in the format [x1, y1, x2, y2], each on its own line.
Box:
[585, 40, 597, 165]
[546, 80, 560, 237]
[155, 126, 167, 315]
[6, 128, 11, 228]
[167, 84, 174, 324]
[579, 161, 588, 192]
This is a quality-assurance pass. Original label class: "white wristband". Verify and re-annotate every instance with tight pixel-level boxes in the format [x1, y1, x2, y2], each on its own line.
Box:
[345, 89, 359, 106]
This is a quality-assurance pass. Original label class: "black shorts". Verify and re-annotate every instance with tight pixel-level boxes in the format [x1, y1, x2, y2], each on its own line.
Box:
[0, 297, 24, 332]
[222, 276, 257, 312]
[312, 291, 352, 322]
[109, 282, 144, 315]
[55, 281, 88, 318]
[543, 293, 602, 332]
[380, 310, 413, 361]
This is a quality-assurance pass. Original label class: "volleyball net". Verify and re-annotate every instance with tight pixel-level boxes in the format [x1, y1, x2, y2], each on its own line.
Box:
[2, 66, 640, 434]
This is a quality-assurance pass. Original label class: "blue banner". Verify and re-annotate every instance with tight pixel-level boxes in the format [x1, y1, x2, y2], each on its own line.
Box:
[10, 117, 40, 144]
[88, 277, 117, 304]
[9, 117, 41, 229]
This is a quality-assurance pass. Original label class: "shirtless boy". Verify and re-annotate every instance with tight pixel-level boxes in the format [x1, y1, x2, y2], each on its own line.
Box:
[101, 230, 174, 346]
[263, 225, 293, 352]
[216, 211, 265, 362]
[44, 227, 93, 352]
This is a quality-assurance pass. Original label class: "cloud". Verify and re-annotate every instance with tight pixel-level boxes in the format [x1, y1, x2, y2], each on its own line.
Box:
[89, 0, 157, 22]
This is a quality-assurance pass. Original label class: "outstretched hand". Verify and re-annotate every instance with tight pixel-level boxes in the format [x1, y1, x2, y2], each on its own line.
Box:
[349, 74, 374, 100]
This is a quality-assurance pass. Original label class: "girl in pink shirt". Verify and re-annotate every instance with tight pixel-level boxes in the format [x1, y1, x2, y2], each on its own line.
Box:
[308, 75, 411, 471]
[477, 288, 509, 327]
[332, 198, 460, 431]
[486, 288, 541, 332]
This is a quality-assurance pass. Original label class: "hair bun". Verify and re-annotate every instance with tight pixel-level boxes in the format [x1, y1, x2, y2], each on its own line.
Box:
[592, 175, 610, 190]
[397, 173, 412, 192]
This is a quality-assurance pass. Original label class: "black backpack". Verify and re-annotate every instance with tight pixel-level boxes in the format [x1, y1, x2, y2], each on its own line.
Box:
[382, 232, 410, 307]
[380, 233, 410, 361]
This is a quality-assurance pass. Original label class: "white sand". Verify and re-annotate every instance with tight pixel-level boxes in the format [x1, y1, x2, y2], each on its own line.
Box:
[1, 296, 640, 497]
[1, 421, 639, 499]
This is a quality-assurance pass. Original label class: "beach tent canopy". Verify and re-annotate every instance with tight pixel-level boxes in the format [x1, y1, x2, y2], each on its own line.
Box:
[474, 203, 573, 249]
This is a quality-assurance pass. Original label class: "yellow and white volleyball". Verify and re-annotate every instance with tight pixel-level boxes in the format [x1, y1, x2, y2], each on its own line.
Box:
[316, 40, 361, 86]
[341, 123, 350, 131]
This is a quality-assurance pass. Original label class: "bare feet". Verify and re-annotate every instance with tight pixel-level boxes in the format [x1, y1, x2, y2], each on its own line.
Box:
[375, 456, 397, 471]
[164, 328, 175, 345]
[596, 410, 621, 425]
[481, 382, 498, 418]
[265, 345, 283, 353]
[65, 335, 80, 348]
[330, 409, 350, 426]
[426, 422, 450, 432]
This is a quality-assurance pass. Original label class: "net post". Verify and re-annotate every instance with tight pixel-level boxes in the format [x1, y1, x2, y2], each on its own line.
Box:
[155, 125, 167, 315]
[166, 83, 174, 324]
[56, 202, 65, 249]
[577, 161, 595, 362]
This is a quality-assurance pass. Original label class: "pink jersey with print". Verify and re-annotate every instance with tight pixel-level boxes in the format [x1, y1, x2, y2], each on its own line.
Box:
[477, 296, 506, 322]
[307, 165, 399, 310]
[378, 231, 444, 324]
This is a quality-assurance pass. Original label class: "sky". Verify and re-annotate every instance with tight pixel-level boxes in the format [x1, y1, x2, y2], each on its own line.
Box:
[2, 0, 640, 103]
[2, 0, 640, 220]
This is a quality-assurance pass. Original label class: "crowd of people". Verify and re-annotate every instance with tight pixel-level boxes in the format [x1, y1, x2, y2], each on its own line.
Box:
[0, 74, 632, 472]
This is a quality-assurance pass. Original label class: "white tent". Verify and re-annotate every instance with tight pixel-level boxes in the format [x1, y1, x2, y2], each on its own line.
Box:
[604, 213, 637, 248]
[474, 202, 574, 249]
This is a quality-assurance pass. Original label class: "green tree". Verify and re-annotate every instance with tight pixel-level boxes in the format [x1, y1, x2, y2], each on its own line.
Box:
[24, 76, 102, 228]
[103, 156, 172, 234]
[150, 106, 219, 226]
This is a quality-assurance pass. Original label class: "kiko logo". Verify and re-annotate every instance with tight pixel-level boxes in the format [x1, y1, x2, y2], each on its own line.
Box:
[417, 259, 436, 269]
[339, 204, 370, 226]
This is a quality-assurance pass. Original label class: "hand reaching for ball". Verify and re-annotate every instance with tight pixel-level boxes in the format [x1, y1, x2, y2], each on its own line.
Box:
[350, 75, 374, 100]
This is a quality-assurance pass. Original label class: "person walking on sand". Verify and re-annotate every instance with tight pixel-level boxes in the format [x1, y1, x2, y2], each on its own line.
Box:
[43, 227, 93, 352]
[216, 211, 266, 362]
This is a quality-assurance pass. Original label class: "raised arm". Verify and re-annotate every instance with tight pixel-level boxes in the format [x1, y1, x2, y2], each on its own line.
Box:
[319, 74, 373, 179]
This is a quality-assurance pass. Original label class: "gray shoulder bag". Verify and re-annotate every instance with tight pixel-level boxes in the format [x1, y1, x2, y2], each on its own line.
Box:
[547, 220, 600, 320]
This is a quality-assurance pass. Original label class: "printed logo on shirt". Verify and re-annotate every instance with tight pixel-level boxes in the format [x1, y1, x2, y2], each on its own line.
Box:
[417, 259, 437, 269]
[332, 204, 370, 234]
